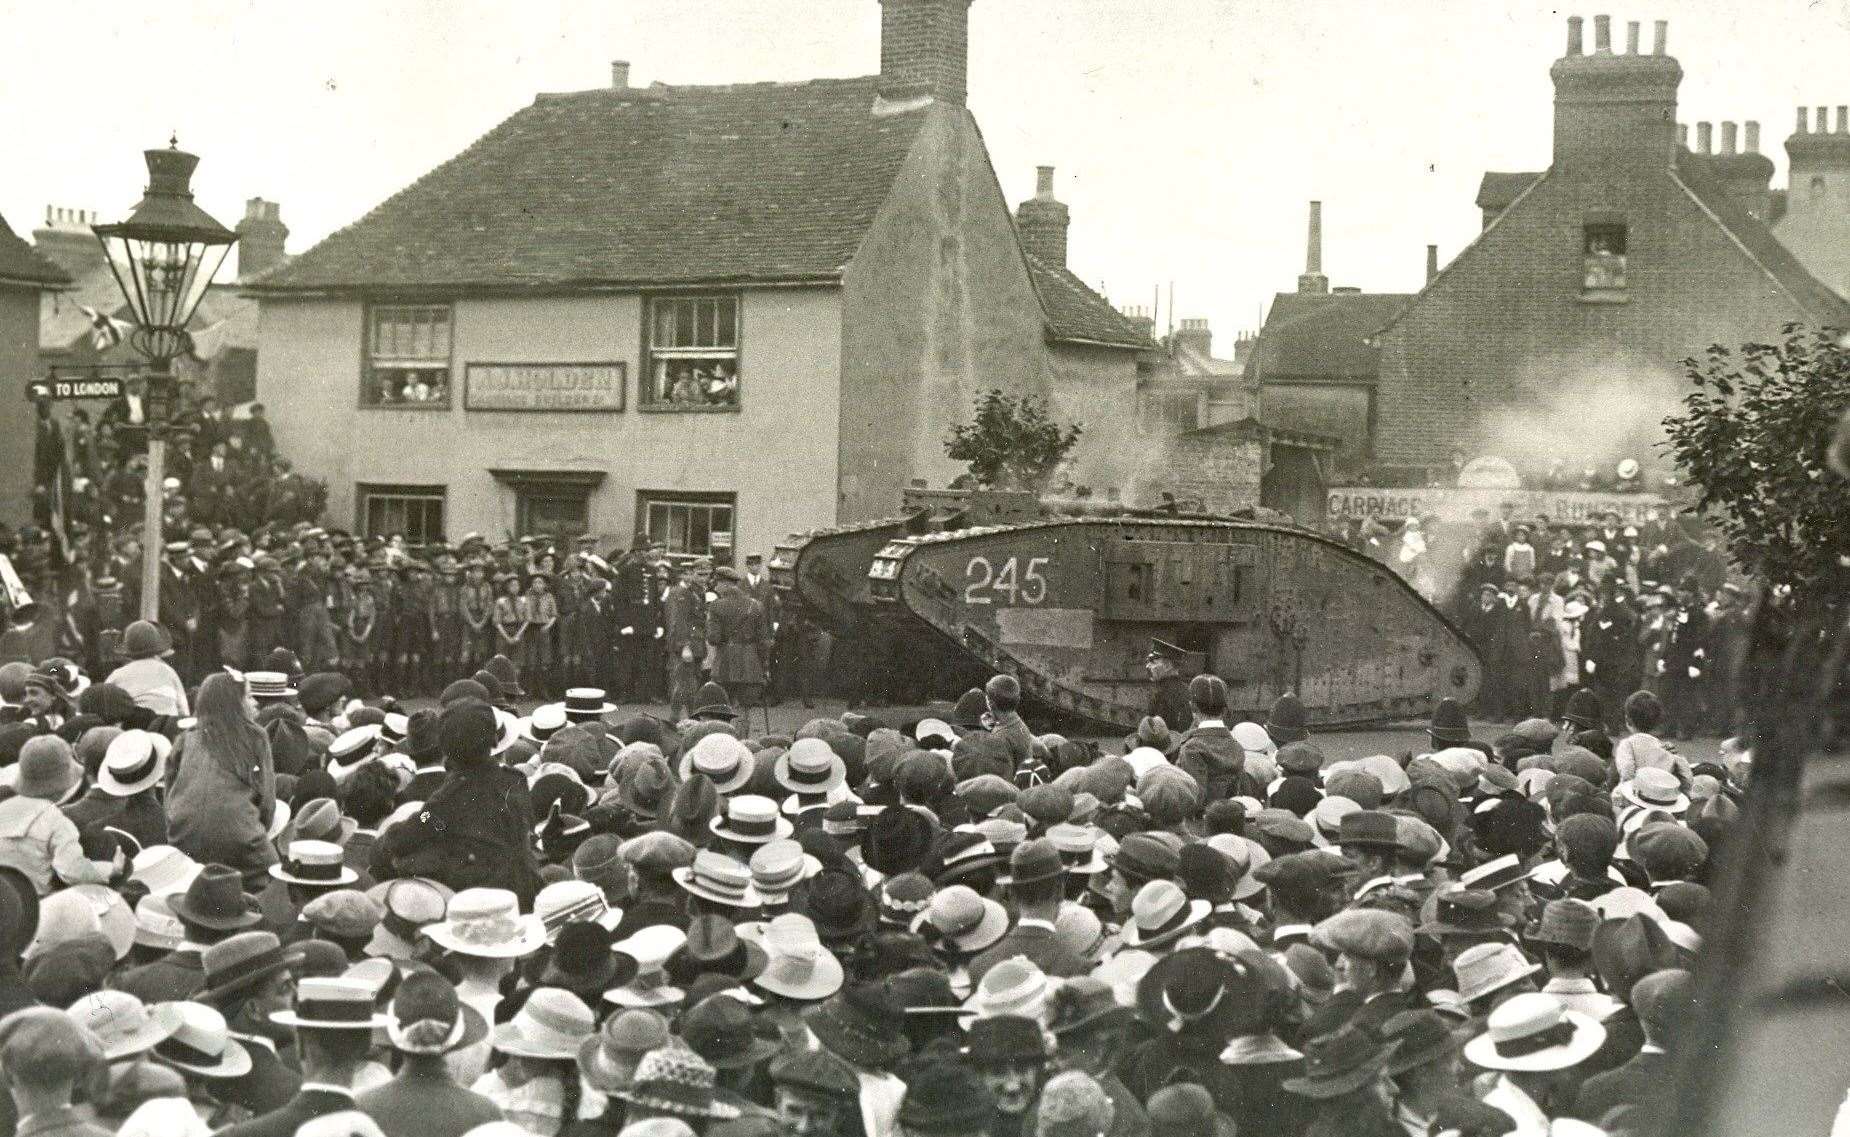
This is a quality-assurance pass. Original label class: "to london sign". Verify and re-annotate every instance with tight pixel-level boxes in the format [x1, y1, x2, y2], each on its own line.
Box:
[27, 377, 124, 400]
[465, 362, 626, 412]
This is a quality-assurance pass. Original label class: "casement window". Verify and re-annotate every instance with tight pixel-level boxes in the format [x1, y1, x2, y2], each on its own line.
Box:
[358, 484, 446, 543]
[638, 490, 735, 563]
[364, 304, 453, 407]
[643, 295, 740, 410]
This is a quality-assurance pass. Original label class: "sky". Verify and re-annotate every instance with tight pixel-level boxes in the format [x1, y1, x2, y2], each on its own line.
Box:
[7, 0, 1850, 347]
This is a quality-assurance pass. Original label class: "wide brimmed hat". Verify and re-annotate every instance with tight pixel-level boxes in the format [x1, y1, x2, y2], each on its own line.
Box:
[673, 850, 762, 909]
[711, 795, 794, 844]
[152, 1001, 253, 1078]
[1463, 993, 1606, 1072]
[69, 990, 184, 1060]
[606, 926, 689, 1008]
[774, 738, 847, 797]
[170, 864, 262, 932]
[133, 895, 184, 953]
[1047, 976, 1137, 1038]
[1281, 1026, 1397, 1099]
[1383, 1009, 1473, 1076]
[1135, 947, 1272, 1039]
[809, 982, 911, 1068]
[1621, 768, 1690, 813]
[384, 970, 488, 1055]
[492, 987, 596, 1059]
[130, 845, 201, 898]
[522, 703, 569, 746]
[744, 914, 844, 1001]
[269, 839, 359, 887]
[97, 730, 170, 797]
[1453, 942, 1543, 1006]
[365, 877, 453, 960]
[911, 885, 1008, 954]
[681, 992, 781, 1069]
[1417, 886, 1516, 938]
[198, 931, 290, 1005]
[1122, 880, 1210, 949]
[14, 737, 83, 802]
[424, 888, 547, 958]
[680, 733, 757, 794]
[578, 1008, 674, 1093]
[270, 977, 392, 1030]
[616, 1046, 742, 1120]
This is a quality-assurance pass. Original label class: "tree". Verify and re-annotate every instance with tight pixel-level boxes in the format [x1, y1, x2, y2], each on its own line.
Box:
[1662, 325, 1850, 603]
[944, 389, 1083, 492]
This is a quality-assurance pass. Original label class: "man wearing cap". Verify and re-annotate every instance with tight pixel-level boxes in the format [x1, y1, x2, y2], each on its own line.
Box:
[663, 561, 707, 721]
[1174, 673, 1249, 803]
[1572, 968, 1690, 1123]
[218, 977, 388, 1137]
[970, 839, 1091, 984]
[1311, 908, 1419, 1038]
[1142, 639, 1193, 735]
[766, 1047, 860, 1137]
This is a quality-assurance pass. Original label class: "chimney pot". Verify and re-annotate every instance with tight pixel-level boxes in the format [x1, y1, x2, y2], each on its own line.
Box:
[1676, 123, 1688, 148]
[1566, 15, 1584, 55]
[1425, 244, 1439, 283]
[1625, 20, 1640, 53]
[1035, 165, 1055, 198]
[1839, 106, 1848, 133]
[1593, 14, 1611, 53]
[1745, 121, 1760, 153]
[610, 60, 630, 88]
[1798, 106, 1809, 134]
[1652, 19, 1668, 54]
[1721, 121, 1737, 155]
[1697, 121, 1712, 154]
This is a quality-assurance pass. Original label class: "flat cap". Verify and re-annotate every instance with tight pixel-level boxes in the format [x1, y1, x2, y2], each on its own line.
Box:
[620, 831, 698, 873]
[1312, 908, 1415, 963]
[301, 890, 384, 940]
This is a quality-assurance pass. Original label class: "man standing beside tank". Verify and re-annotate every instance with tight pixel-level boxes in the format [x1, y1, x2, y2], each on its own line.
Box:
[1144, 639, 1193, 734]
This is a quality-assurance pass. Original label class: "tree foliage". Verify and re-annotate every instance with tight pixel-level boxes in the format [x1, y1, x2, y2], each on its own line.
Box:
[1663, 325, 1850, 601]
[944, 388, 1083, 491]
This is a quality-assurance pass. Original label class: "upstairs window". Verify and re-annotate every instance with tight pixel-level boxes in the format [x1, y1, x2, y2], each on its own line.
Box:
[365, 305, 452, 407]
[1582, 223, 1628, 300]
[644, 295, 740, 410]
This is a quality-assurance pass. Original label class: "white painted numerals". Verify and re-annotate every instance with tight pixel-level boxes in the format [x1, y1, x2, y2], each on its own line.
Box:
[964, 556, 1048, 605]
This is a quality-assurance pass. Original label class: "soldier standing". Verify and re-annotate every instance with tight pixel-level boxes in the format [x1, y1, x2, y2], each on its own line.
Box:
[460, 562, 494, 673]
[346, 565, 379, 693]
[608, 547, 655, 701]
[1143, 638, 1194, 733]
[246, 553, 288, 665]
[1661, 575, 1711, 740]
[742, 553, 781, 700]
[432, 557, 466, 687]
[663, 562, 705, 720]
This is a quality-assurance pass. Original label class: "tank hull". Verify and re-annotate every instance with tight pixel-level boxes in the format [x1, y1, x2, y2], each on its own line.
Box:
[868, 517, 1481, 732]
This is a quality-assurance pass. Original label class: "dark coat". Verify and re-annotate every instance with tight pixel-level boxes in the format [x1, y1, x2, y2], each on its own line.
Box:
[217, 1088, 362, 1137]
[705, 588, 772, 687]
[968, 923, 1090, 984]
[357, 1062, 504, 1137]
[212, 1034, 302, 1119]
[1575, 1046, 1670, 1124]
[1148, 675, 1193, 735]
[1176, 724, 1244, 803]
[61, 788, 168, 851]
[377, 764, 539, 903]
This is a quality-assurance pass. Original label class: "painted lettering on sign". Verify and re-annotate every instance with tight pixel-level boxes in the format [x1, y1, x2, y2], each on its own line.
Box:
[964, 556, 1049, 605]
[28, 377, 124, 401]
[1325, 487, 1665, 525]
[465, 362, 626, 411]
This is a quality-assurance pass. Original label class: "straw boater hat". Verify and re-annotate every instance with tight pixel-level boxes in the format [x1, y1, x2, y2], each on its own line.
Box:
[246, 671, 296, 701]
[131, 846, 202, 898]
[522, 704, 569, 746]
[775, 738, 847, 798]
[270, 977, 392, 1030]
[424, 888, 547, 959]
[269, 840, 359, 888]
[679, 733, 757, 795]
[1620, 768, 1690, 814]
[673, 850, 763, 909]
[97, 731, 171, 797]
[152, 1001, 252, 1079]
[711, 795, 794, 844]
[747, 839, 820, 905]
[1463, 992, 1606, 1072]
[533, 879, 623, 941]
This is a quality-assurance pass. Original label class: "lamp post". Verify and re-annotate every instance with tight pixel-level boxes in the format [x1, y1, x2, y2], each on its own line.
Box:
[92, 139, 237, 622]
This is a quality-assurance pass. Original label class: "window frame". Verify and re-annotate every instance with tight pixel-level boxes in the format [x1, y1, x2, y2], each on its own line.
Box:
[489, 469, 606, 541]
[635, 489, 737, 565]
[1580, 220, 1629, 303]
[516, 489, 592, 541]
[640, 293, 744, 413]
[361, 302, 456, 410]
[356, 483, 448, 544]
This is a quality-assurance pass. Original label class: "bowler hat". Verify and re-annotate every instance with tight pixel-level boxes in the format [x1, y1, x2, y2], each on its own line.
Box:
[1265, 693, 1310, 743]
[965, 1013, 1048, 1066]
[862, 806, 936, 876]
[681, 993, 780, 1070]
[1428, 698, 1472, 744]
[1564, 688, 1605, 730]
[1418, 887, 1514, 938]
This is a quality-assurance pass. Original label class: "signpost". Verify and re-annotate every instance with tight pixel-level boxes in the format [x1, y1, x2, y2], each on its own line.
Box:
[27, 376, 126, 401]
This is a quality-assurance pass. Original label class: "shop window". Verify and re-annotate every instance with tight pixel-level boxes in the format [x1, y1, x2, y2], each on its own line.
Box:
[358, 484, 446, 544]
[643, 296, 741, 410]
[364, 305, 453, 407]
[490, 469, 605, 543]
[638, 491, 735, 564]
[1582, 223, 1627, 299]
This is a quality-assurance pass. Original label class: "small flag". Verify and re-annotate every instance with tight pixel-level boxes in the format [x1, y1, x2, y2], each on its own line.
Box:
[77, 304, 128, 351]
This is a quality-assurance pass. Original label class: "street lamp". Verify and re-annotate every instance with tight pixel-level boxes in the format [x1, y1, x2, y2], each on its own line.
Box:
[92, 138, 237, 622]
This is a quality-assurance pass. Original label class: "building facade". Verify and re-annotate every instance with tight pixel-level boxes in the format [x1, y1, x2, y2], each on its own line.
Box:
[251, 0, 1149, 562]
[0, 213, 70, 525]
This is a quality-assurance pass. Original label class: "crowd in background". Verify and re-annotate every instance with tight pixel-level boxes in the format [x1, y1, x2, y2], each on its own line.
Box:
[0, 604, 1738, 1135]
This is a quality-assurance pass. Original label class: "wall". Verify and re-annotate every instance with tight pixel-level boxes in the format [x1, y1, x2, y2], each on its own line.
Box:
[0, 288, 41, 524]
[1374, 166, 1817, 468]
[257, 289, 841, 560]
[1134, 430, 1263, 514]
[1045, 342, 1143, 494]
[1260, 382, 1372, 461]
[839, 105, 1064, 520]
[1773, 175, 1850, 298]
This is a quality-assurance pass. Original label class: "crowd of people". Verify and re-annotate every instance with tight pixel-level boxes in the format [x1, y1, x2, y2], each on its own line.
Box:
[0, 610, 1737, 1136]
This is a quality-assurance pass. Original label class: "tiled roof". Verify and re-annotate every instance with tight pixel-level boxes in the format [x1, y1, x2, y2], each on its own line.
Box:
[1671, 149, 1850, 326]
[0, 212, 70, 289]
[254, 77, 933, 292]
[1475, 171, 1542, 215]
[1024, 254, 1153, 350]
[1245, 291, 1412, 383]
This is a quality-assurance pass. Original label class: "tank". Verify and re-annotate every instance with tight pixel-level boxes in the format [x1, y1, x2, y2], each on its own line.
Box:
[775, 490, 1482, 732]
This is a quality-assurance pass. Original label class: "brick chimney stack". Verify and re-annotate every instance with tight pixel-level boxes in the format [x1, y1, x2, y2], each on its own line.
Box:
[1175, 318, 1212, 357]
[1015, 165, 1070, 268]
[878, 0, 974, 106]
[1550, 13, 1682, 173]
[236, 198, 288, 281]
[610, 60, 630, 88]
[1786, 102, 1850, 220]
[1298, 201, 1329, 294]
[1426, 244, 1439, 283]
[30, 207, 106, 280]
[1708, 119, 1774, 219]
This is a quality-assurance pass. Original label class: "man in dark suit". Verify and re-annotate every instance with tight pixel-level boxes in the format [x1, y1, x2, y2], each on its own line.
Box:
[1143, 639, 1194, 736]
[115, 864, 260, 1003]
[969, 839, 1091, 984]
[198, 931, 302, 1120]
[1574, 968, 1690, 1124]
[218, 977, 384, 1137]
[705, 567, 773, 720]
